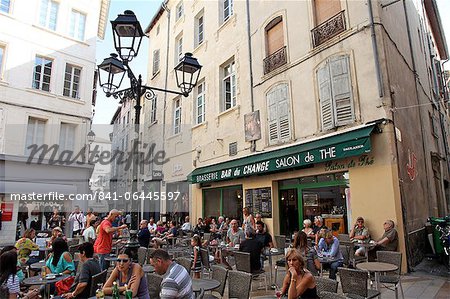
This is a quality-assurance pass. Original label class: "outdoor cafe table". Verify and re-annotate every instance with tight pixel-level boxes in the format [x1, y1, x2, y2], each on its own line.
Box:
[30, 261, 46, 271]
[192, 278, 220, 295]
[142, 264, 155, 273]
[23, 273, 70, 299]
[263, 249, 284, 288]
[356, 261, 398, 299]
[317, 256, 341, 277]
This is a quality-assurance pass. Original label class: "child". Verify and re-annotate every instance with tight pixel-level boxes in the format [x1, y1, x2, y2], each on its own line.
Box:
[190, 235, 202, 278]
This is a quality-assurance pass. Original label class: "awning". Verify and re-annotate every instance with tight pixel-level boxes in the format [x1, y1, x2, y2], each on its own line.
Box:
[188, 123, 379, 184]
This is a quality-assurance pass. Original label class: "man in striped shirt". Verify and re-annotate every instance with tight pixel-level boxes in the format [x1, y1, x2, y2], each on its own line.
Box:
[149, 249, 194, 299]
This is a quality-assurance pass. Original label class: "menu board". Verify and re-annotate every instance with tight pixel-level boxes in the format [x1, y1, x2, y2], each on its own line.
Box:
[245, 187, 272, 218]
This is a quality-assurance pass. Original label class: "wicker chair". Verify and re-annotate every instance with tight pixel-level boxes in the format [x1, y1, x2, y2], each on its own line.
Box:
[228, 270, 252, 299]
[200, 247, 213, 278]
[233, 251, 267, 291]
[147, 272, 163, 299]
[321, 291, 347, 299]
[316, 276, 339, 294]
[137, 247, 147, 265]
[338, 267, 380, 299]
[339, 244, 350, 267]
[202, 265, 228, 298]
[376, 251, 404, 299]
[89, 270, 107, 296]
[338, 234, 351, 242]
[175, 257, 192, 275]
[274, 235, 287, 250]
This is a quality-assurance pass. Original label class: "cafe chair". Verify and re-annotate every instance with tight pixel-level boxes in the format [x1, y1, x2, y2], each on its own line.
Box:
[338, 267, 380, 299]
[228, 270, 252, 299]
[137, 247, 147, 265]
[200, 247, 213, 278]
[320, 291, 347, 299]
[203, 265, 228, 299]
[316, 276, 339, 295]
[339, 245, 350, 267]
[274, 235, 287, 250]
[175, 257, 192, 275]
[376, 251, 404, 299]
[233, 251, 267, 291]
[338, 234, 351, 242]
[147, 272, 163, 299]
[89, 270, 107, 296]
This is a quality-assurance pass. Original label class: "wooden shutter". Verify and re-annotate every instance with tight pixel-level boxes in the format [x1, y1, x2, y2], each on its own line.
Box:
[267, 18, 284, 55]
[330, 55, 354, 126]
[314, 0, 341, 25]
[267, 84, 291, 144]
[317, 62, 334, 130]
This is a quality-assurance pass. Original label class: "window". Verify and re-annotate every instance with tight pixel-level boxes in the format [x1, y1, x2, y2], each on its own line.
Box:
[317, 55, 354, 130]
[176, 1, 183, 20]
[267, 83, 291, 144]
[1, 0, 10, 13]
[153, 49, 160, 75]
[0, 45, 4, 79]
[195, 81, 205, 124]
[63, 64, 81, 99]
[223, 0, 233, 22]
[195, 13, 204, 47]
[266, 17, 284, 56]
[150, 95, 157, 123]
[33, 56, 52, 91]
[173, 98, 181, 134]
[314, 0, 341, 25]
[39, 0, 59, 31]
[69, 10, 86, 41]
[175, 35, 183, 62]
[25, 117, 46, 155]
[222, 61, 236, 111]
[59, 123, 76, 151]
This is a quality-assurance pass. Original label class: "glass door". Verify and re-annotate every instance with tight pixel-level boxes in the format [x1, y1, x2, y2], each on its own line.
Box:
[279, 188, 299, 237]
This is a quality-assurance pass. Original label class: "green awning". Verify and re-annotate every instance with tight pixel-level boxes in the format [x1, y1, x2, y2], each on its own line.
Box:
[188, 123, 378, 184]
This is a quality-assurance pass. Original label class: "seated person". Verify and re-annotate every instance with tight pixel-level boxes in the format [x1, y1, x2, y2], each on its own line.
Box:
[317, 230, 343, 280]
[180, 216, 192, 232]
[302, 219, 315, 239]
[349, 216, 370, 256]
[239, 226, 264, 272]
[82, 220, 97, 243]
[48, 226, 66, 247]
[312, 216, 328, 245]
[255, 221, 273, 249]
[151, 221, 178, 248]
[44, 238, 75, 275]
[103, 249, 150, 299]
[280, 249, 319, 299]
[0, 246, 25, 283]
[15, 228, 40, 266]
[61, 242, 101, 299]
[369, 219, 398, 261]
[292, 231, 319, 275]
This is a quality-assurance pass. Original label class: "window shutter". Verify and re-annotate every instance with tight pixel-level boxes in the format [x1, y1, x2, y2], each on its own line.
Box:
[267, 90, 279, 144]
[314, 0, 341, 25]
[267, 20, 284, 55]
[267, 84, 290, 144]
[318, 63, 333, 130]
[278, 85, 290, 141]
[330, 55, 354, 126]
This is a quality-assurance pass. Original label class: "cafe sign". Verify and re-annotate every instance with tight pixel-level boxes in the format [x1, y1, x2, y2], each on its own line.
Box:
[189, 124, 377, 183]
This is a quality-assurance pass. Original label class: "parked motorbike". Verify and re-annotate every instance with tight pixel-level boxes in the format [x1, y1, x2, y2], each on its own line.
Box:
[427, 216, 450, 269]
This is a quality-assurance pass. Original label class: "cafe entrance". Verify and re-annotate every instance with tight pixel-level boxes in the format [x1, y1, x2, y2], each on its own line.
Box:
[279, 172, 350, 237]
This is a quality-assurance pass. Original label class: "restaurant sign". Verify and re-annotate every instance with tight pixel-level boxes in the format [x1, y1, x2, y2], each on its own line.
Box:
[190, 131, 373, 184]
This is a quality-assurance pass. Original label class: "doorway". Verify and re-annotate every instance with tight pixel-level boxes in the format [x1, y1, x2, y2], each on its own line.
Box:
[279, 188, 299, 237]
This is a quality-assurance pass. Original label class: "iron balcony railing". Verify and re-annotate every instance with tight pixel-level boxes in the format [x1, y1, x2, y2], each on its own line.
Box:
[312, 10, 346, 47]
[263, 46, 287, 75]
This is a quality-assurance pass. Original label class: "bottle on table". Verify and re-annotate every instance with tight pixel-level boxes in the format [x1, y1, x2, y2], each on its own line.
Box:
[112, 281, 120, 299]
[124, 283, 133, 299]
[41, 266, 46, 279]
[95, 283, 105, 299]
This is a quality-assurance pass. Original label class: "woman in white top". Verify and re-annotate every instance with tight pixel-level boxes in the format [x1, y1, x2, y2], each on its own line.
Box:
[302, 219, 315, 239]
[242, 207, 255, 230]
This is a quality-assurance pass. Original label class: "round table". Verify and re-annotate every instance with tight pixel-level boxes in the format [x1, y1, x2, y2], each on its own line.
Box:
[356, 261, 398, 297]
[263, 249, 284, 288]
[23, 274, 70, 299]
[192, 278, 220, 292]
[142, 264, 155, 273]
[30, 261, 46, 271]
[317, 256, 342, 277]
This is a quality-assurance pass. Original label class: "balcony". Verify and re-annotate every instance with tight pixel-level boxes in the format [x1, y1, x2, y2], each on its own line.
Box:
[311, 11, 346, 47]
[263, 46, 287, 75]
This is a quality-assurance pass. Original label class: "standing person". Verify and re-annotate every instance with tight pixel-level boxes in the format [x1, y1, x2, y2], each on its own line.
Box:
[190, 235, 202, 279]
[317, 230, 343, 280]
[125, 213, 132, 227]
[149, 249, 194, 299]
[82, 220, 97, 243]
[242, 207, 255, 230]
[85, 208, 96, 229]
[60, 242, 101, 299]
[138, 220, 151, 248]
[94, 209, 128, 270]
[68, 206, 86, 237]
[280, 249, 319, 299]
[349, 216, 370, 256]
[18, 202, 29, 230]
[48, 207, 64, 230]
[255, 213, 263, 224]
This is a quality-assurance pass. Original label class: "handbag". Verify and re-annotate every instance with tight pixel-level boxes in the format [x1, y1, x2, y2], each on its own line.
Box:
[55, 276, 75, 295]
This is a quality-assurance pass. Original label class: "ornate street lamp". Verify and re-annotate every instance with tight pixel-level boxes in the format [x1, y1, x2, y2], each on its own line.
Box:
[98, 10, 202, 229]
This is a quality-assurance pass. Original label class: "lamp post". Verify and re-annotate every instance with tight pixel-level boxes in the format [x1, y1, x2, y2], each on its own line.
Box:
[97, 10, 202, 229]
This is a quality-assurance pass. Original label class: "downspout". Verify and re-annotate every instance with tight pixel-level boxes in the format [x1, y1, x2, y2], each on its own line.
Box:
[245, 0, 256, 152]
[367, 0, 384, 98]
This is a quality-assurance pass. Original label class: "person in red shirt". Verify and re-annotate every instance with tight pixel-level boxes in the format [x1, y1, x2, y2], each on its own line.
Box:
[94, 209, 127, 270]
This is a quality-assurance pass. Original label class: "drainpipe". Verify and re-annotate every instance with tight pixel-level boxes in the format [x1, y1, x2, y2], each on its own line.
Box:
[245, 0, 256, 152]
[367, 0, 384, 98]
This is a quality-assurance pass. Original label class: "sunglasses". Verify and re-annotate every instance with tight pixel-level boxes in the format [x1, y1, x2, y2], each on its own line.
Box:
[116, 259, 129, 263]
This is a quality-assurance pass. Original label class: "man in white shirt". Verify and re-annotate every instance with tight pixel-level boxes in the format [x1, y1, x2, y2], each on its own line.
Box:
[68, 205, 86, 237]
[180, 216, 192, 232]
[83, 219, 97, 242]
[148, 217, 157, 234]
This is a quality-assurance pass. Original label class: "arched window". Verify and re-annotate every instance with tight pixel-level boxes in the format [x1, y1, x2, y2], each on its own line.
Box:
[264, 16, 287, 74]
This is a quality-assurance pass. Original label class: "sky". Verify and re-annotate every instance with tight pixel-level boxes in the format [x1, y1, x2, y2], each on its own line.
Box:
[93, 0, 450, 125]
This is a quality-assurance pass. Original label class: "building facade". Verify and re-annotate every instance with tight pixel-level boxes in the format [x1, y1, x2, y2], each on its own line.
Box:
[0, 0, 110, 243]
[145, 0, 449, 270]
